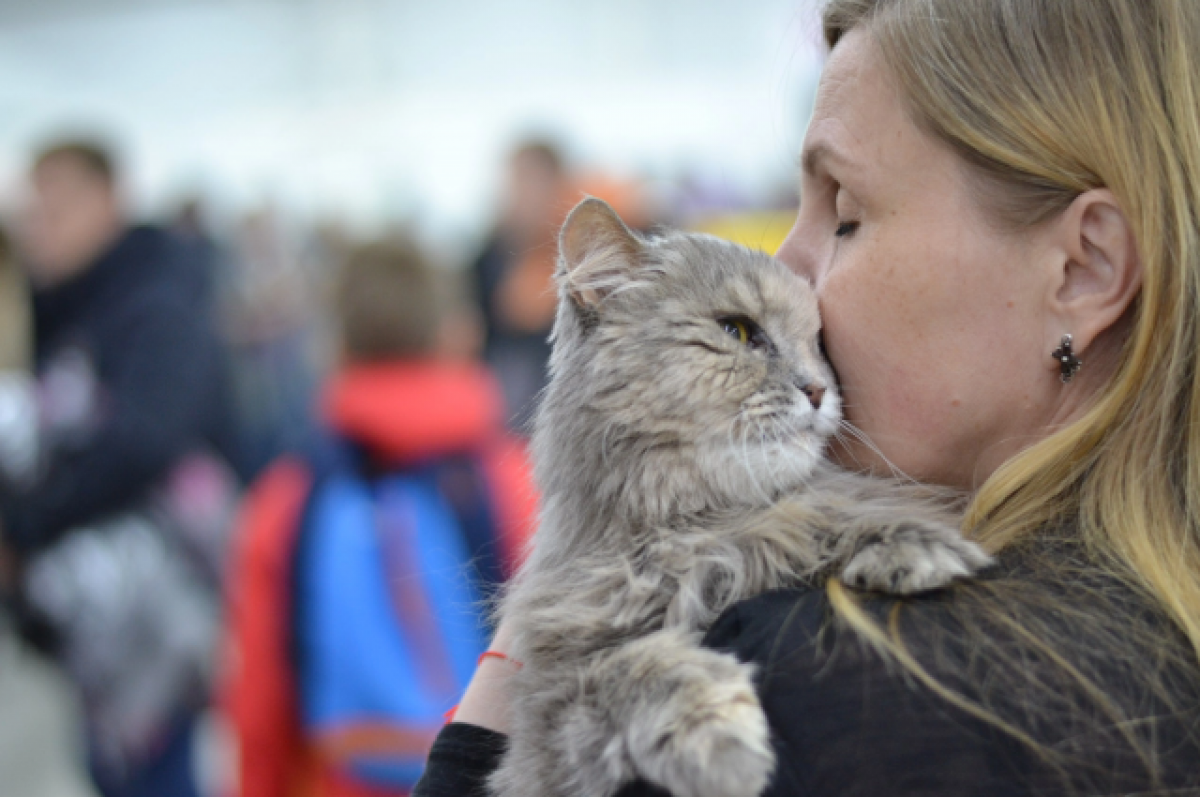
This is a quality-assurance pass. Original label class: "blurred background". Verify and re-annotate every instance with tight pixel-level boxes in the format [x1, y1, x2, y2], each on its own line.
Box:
[0, 2, 823, 796]
[0, 0, 820, 245]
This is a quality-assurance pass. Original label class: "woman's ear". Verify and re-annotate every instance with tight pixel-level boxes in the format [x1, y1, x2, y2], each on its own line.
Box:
[1044, 188, 1142, 358]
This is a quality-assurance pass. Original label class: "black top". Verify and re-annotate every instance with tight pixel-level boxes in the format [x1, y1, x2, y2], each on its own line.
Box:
[1, 225, 235, 554]
[415, 547, 1200, 796]
[470, 233, 553, 432]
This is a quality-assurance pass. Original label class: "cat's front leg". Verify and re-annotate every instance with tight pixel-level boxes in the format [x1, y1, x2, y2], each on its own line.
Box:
[558, 627, 774, 797]
[839, 515, 992, 593]
[810, 476, 993, 593]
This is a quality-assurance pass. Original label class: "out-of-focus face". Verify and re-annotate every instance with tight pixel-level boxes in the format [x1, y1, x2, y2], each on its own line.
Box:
[776, 30, 1060, 489]
[21, 155, 122, 287]
[502, 150, 565, 241]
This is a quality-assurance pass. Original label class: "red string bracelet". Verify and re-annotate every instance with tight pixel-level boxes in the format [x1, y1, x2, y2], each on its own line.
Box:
[478, 650, 524, 669]
[444, 651, 525, 724]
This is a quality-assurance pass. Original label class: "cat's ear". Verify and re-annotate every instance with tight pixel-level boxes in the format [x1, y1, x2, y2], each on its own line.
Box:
[558, 197, 644, 308]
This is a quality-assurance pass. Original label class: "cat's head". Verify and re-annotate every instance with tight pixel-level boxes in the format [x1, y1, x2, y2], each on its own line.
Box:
[535, 197, 842, 520]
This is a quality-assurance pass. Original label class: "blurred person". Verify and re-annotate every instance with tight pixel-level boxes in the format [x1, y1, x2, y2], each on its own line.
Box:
[223, 208, 323, 480]
[470, 140, 571, 432]
[471, 144, 655, 433]
[169, 195, 224, 312]
[222, 240, 535, 797]
[0, 224, 97, 797]
[0, 225, 36, 496]
[0, 139, 238, 797]
[0, 226, 31, 372]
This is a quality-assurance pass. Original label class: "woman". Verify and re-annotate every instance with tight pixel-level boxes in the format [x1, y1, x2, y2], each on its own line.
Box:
[419, 1, 1200, 794]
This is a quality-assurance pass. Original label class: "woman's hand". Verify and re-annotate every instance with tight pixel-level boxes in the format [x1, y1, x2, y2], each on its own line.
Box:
[452, 619, 519, 734]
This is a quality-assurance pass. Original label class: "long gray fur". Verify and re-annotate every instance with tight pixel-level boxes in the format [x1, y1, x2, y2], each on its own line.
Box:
[490, 198, 992, 797]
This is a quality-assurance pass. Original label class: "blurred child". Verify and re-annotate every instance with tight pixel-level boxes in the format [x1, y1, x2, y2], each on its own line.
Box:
[222, 240, 535, 797]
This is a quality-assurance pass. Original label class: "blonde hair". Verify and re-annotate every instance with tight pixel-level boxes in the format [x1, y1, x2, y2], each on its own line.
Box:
[820, 0, 1200, 780]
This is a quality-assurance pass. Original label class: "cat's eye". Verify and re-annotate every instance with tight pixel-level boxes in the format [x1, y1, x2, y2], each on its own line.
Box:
[721, 318, 750, 344]
[718, 316, 769, 351]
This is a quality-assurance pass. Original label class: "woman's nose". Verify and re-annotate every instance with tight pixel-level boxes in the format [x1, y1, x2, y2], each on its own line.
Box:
[775, 212, 819, 285]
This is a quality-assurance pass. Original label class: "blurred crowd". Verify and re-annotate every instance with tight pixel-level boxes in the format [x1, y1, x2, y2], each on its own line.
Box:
[0, 135, 796, 797]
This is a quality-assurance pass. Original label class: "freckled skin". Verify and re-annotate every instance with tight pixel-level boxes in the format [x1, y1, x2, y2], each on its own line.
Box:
[776, 31, 1060, 489]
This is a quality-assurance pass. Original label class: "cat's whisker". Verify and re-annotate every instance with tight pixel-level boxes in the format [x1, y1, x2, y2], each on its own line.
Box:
[835, 421, 919, 485]
[733, 417, 774, 506]
[735, 420, 763, 503]
[752, 416, 783, 490]
[768, 416, 795, 485]
[833, 422, 883, 469]
[764, 416, 795, 495]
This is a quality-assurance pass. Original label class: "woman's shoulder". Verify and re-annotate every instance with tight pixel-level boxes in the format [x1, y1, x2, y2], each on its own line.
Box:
[702, 584, 962, 659]
[699, 588, 1033, 796]
[701, 568, 1200, 796]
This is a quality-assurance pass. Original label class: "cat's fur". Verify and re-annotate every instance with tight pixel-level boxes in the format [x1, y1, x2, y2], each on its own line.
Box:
[491, 198, 992, 797]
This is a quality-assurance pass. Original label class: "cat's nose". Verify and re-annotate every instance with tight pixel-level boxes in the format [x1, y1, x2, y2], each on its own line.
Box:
[800, 381, 826, 410]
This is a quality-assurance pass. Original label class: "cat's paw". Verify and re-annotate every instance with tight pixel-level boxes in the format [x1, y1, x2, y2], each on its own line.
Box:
[841, 521, 993, 594]
[629, 655, 774, 797]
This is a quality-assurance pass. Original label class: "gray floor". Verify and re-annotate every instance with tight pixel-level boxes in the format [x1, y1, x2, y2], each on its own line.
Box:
[0, 616, 97, 797]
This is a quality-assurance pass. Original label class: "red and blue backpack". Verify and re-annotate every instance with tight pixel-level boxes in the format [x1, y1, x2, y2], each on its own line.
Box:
[290, 446, 508, 792]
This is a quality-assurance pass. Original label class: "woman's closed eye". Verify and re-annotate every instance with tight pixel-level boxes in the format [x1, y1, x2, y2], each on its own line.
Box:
[833, 185, 860, 239]
[835, 220, 859, 238]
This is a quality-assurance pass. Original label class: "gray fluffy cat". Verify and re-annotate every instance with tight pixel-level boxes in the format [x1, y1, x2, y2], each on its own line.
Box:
[491, 198, 991, 797]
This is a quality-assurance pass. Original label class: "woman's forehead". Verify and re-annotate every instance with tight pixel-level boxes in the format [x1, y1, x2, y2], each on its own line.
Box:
[804, 30, 969, 203]
[805, 30, 907, 182]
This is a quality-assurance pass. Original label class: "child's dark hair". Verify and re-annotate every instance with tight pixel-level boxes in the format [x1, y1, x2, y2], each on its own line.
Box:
[335, 239, 449, 362]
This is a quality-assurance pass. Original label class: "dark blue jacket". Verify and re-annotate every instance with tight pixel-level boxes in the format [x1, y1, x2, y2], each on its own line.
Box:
[1, 225, 235, 554]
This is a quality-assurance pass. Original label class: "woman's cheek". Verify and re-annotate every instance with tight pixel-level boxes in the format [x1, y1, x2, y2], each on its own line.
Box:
[819, 253, 951, 447]
[818, 271, 892, 423]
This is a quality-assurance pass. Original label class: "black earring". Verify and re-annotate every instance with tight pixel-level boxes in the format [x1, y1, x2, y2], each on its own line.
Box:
[1051, 334, 1083, 383]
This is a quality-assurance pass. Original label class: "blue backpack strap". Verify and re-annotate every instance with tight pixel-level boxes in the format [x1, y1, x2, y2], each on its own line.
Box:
[288, 434, 361, 674]
[419, 453, 506, 616]
[291, 445, 504, 659]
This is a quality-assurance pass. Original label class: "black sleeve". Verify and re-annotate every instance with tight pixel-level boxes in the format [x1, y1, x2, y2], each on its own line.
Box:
[612, 590, 1044, 797]
[1, 296, 221, 554]
[410, 592, 1037, 797]
[414, 722, 509, 797]
[698, 591, 1037, 797]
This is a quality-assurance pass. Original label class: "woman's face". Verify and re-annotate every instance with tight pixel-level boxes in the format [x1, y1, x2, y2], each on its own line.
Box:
[777, 30, 1060, 489]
